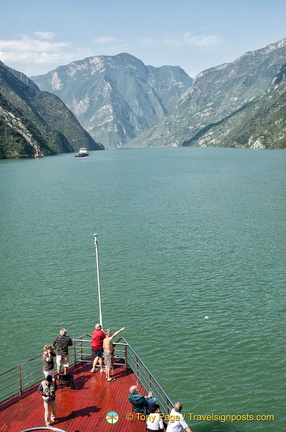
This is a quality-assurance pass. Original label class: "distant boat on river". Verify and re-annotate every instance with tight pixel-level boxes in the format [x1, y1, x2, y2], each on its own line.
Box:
[75, 147, 89, 157]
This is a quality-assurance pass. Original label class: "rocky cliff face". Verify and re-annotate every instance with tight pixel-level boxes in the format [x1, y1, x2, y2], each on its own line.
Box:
[0, 62, 103, 159]
[181, 63, 286, 149]
[127, 38, 286, 148]
[0, 61, 40, 91]
[31, 53, 193, 148]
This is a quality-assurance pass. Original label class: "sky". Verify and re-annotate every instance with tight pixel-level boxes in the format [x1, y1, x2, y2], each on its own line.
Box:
[1, 0, 286, 78]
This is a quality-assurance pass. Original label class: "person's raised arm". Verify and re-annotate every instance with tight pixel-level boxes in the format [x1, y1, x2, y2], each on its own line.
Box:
[110, 327, 125, 340]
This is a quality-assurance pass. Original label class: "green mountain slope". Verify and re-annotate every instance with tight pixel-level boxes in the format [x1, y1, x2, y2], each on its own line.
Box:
[0, 92, 56, 158]
[127, 38, 286, 148]
[182, 64, 286, 149]
[0, 63, 103, 159]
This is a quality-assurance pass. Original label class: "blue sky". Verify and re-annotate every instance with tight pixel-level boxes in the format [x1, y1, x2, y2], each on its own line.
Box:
[1, 0, 286, 78]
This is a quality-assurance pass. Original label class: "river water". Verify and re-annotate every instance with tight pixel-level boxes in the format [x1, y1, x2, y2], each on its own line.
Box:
[0, 147, 285, 431]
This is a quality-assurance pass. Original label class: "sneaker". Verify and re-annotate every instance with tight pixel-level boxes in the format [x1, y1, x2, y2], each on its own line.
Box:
[91, 368, 96, 373]
[147, 390, 153, 398]
[52, 419, 58, 424]
[100, 368, 105, 372]
[46, 423, 51, 427]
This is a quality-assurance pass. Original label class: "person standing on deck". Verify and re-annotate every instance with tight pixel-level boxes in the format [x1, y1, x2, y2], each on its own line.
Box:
[146, 404, 165, 431]
[42, 344, 56, 378]
[91, 323, 106, 372]
[38, 375, 58, 427]
[166, 402, 192, 432]
[53, 328, 73, 375]
[103, 327, 125, 381]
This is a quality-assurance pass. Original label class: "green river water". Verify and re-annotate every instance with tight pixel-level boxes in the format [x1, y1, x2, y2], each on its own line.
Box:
[0, 147, 285, 431]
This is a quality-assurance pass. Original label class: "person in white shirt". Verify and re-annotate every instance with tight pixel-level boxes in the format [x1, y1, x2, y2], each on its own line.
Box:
[166, 402, 192, 432]
[146, 404, 165, 431]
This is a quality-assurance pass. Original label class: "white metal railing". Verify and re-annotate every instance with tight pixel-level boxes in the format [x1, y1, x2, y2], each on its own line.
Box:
[118, 336, 174, 415]
[0, 354, 43, 402]
[0, 333, 92, 403]
[0, 333, 173, 415]
[19, 428, 67, 432]
[72, 335, 173, 414]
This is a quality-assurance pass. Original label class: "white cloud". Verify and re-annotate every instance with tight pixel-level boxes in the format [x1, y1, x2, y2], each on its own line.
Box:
[33, 31, 56, 40]
[0, 34, 71, 66]
[0, 50, 74, 65]
[0, 34, 69, 52]
[164, 33, 224, 48]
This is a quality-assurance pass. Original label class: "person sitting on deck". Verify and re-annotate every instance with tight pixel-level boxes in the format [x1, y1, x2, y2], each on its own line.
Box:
[166, 402, 192, 432]
[128, 385, 156, 415]
[103, 327, 125, 381]
[53, 328, 73, 375]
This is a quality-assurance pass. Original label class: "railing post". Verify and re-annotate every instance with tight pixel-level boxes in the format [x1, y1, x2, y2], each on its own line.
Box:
[19, 364, 23, 394]
[136, 356, 139, 382]
[124, 344, 128, 370]
[74, 343, 77, 366]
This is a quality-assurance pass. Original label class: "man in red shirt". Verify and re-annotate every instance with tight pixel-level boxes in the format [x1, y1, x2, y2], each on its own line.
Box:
[91, 323, 106, 372]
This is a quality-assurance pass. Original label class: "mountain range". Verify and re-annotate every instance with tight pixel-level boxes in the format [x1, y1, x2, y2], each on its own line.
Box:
[182, 63, 286, 149]
[31, 53, 193, 148]
[0, 62, 103, 159]
[127, 39, 286, 149]
[1, 38, 286, 158]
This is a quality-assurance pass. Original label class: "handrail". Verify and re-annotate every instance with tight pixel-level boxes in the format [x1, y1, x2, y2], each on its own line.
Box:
[19, 428, 67, 431]
[117, 337, 174, 415]
[0, 333, 173, 415]
[0, 334, 92, 403]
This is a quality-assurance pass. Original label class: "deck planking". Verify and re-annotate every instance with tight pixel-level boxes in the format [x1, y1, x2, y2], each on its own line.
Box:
[0, 359, 147, 432]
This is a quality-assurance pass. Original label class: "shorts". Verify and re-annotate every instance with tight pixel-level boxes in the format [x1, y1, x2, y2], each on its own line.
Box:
[56, 355, 69, 367]
[43, 369, 55, 378]
[92, 349, 103, 358]
[104, 351, 114, 369]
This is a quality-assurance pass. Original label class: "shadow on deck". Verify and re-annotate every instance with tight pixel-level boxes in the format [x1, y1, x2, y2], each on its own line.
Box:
[0, 359, 146, 432]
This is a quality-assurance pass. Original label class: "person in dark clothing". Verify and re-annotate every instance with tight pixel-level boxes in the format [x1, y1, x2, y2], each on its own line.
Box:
[38, 375, 58, 427]
[42, 344, 56, 378]
[128, 385, 156, 414]
[146, 404, 165, 431]
[53, 328, 73, 375]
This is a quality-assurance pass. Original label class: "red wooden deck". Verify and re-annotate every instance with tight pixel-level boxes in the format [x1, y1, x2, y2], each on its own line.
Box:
[0, 359, 147, 432]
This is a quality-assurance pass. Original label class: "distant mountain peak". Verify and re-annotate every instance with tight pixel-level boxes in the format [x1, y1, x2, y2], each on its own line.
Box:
[32, 53, 193, 148]
[28, 38, 286, 151]
[127, 37, 286, 148]
[236, 37, 286, 61]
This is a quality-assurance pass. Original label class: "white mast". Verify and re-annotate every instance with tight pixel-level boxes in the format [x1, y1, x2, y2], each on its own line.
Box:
[93, 233, 103, 327]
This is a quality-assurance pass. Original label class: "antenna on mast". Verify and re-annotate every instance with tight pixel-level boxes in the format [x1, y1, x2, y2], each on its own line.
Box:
[93, 233, 103, 327]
